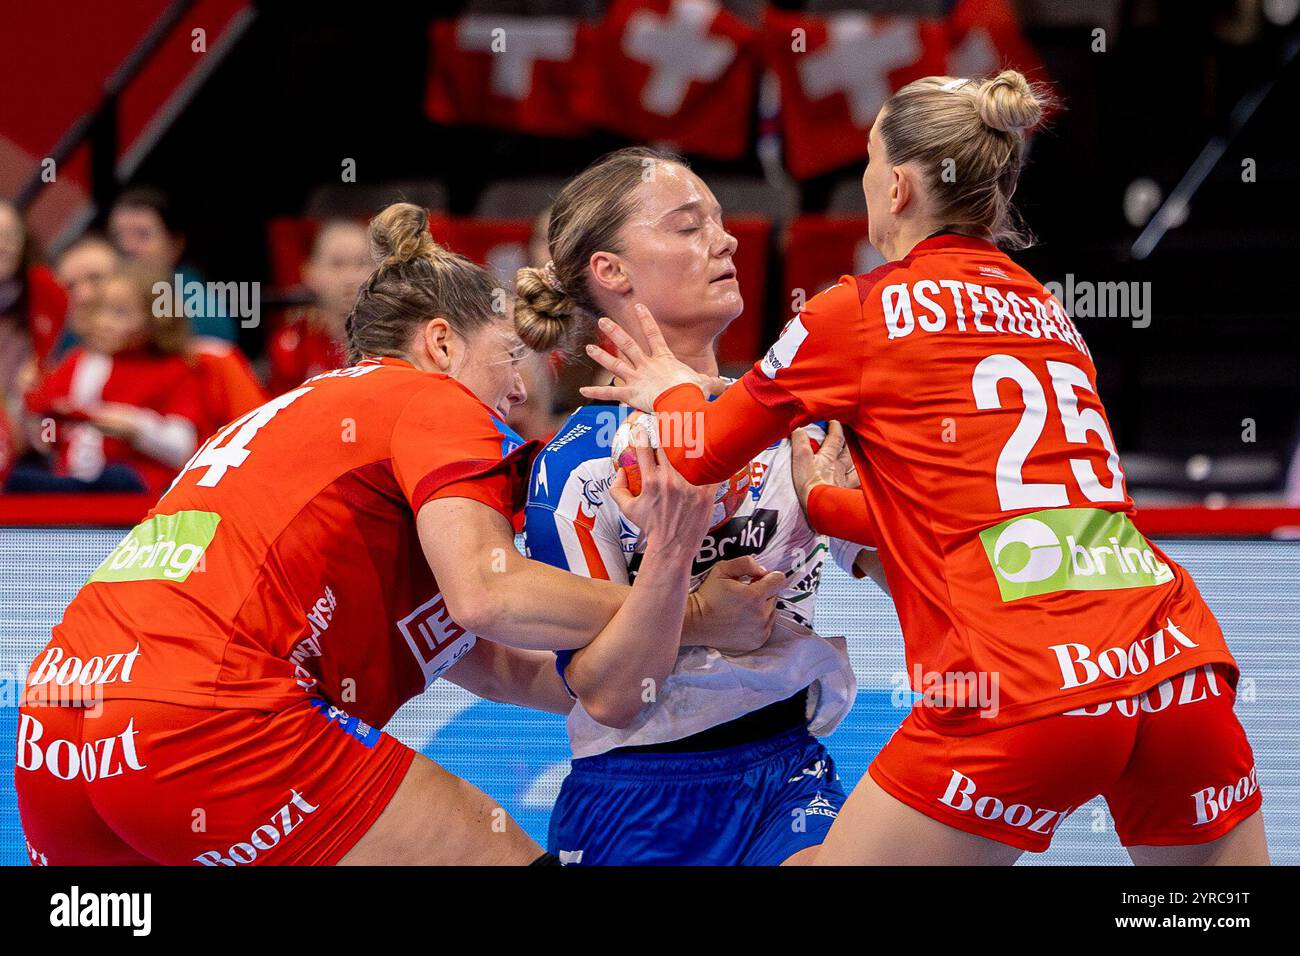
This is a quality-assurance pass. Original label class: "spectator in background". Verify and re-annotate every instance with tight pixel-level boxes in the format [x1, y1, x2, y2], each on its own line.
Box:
[108, 186, 235, 342]
[265, 218, 370, 395]
[10, 263, 205, 496]
[53, 233, 121, 357]
[191, 327, 268, 433]
[0, 198, 69, 484]
[53, 230, 264, 430]
[0, 198, 69, 370]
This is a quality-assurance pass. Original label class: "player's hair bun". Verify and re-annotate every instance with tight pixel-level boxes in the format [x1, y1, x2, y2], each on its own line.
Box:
[368, 202, 437, 269]
[976, 69, 1043, 135]
[514, 265, 578, 352]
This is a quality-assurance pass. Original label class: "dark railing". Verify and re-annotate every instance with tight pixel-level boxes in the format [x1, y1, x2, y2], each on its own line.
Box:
[13, 0, 198, 212]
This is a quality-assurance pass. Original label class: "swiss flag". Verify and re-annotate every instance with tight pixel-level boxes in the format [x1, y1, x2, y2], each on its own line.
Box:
[946, 0, 1050, 89]
[573, 0, 760, 160]
[426, 16, 592, 137]
[763, 11, 947, 180]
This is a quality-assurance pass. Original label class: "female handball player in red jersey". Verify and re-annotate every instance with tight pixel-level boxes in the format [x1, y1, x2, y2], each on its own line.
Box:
[15, 202, 766, 866]
[515, 148, 884, 865]
[580, 72, 1269, 865]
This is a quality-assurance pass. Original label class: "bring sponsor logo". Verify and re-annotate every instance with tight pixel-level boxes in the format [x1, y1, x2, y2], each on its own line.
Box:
[980, 506, 1173, 602]
[88, 510, 221, 584]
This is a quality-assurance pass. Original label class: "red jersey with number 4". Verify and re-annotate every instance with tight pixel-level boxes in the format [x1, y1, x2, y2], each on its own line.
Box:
[657, 234, 1234, 731]
[23, 357, 538, 728]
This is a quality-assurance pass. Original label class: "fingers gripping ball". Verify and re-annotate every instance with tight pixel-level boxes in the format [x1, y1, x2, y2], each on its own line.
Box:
[610, 412, 752, 531]
[610, 411, 659, 496]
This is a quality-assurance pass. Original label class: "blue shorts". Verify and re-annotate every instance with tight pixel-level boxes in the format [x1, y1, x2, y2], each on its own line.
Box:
[548, 727, 845, 865]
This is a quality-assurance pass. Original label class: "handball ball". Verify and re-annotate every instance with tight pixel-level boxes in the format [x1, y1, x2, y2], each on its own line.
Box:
[610, 411, 752, 531]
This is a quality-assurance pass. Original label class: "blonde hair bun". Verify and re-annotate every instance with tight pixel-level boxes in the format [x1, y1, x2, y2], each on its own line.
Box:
[368, 202, 437, 267]
[976, 69, 1043, 134]
[514, 266, 576, 352]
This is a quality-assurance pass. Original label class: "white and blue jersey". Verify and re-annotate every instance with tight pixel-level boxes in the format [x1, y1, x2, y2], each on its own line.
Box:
[525, 401, 859, 760]
[524, 398, 864, 864]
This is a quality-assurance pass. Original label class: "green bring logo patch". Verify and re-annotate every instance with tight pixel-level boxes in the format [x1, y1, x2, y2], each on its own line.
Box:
[980, 507, 1173, 602]
[89, 511, 221, 584]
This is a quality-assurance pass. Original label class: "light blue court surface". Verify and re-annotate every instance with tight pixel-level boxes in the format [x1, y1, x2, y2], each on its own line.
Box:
[2, 529, 1296, 865]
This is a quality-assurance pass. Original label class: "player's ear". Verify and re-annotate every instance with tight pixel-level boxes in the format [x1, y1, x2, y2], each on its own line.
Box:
[890, 166, 912, 216]
[421, 316, 456, 373]
[589, 251, 631, 297]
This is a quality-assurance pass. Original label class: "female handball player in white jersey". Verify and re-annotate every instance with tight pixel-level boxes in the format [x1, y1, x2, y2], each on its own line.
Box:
[516, 148, 886, 865]
[580, 74, 1268, 865]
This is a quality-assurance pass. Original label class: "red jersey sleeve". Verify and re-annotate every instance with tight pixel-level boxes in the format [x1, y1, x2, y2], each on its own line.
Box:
[743, 277, 867, 423]
[652, 277, 869, 484]
[807, 483, 878, 546]
[26, 264, 69, 369]
[391, 378, 538, 522]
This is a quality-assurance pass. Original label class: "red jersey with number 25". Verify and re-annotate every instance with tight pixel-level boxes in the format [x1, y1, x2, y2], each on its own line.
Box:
[24, 357, 538, 729]
[658, 234, 1234, 732]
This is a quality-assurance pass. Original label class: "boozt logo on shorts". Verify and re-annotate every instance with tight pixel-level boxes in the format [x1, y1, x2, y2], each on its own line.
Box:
[193, 790, 319, 866]
[1192, 767, 1259, 827]
[17, 714, 146, 781]
[88, 510, 221, 584]
[398, 593, 477, 687]
[1050, 618, 1198, 691]
[979, 507, 1172, 602]
[939, 770, 1071, 836]
[1064, 663, 1222, 716]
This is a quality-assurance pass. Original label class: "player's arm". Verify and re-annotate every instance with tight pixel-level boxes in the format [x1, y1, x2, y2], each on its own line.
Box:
[526, 469, 784, 726]
[444, 640, 574, 716]
[420, 429, 713, 669]
[418, 496, 626, 651]
[791, 420, 890, 594]
[790, 421, 878, 547]
[560, 556, 783, 726]
[581, 283, 866, 484]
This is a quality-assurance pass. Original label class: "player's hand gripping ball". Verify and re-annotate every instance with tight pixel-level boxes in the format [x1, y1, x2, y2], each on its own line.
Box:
[611, 411, 751, 532]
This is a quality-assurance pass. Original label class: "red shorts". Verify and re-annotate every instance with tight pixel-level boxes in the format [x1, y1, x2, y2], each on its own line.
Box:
[15, 696, 414, 866]
[870, 664, 1261, 853]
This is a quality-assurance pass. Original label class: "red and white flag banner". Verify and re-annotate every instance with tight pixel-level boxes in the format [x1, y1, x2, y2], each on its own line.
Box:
[762, 10, 949, 180]
[426, 2, 1048, 178]
[572, 0, 761, 160]
[426, 16, 593, 138]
